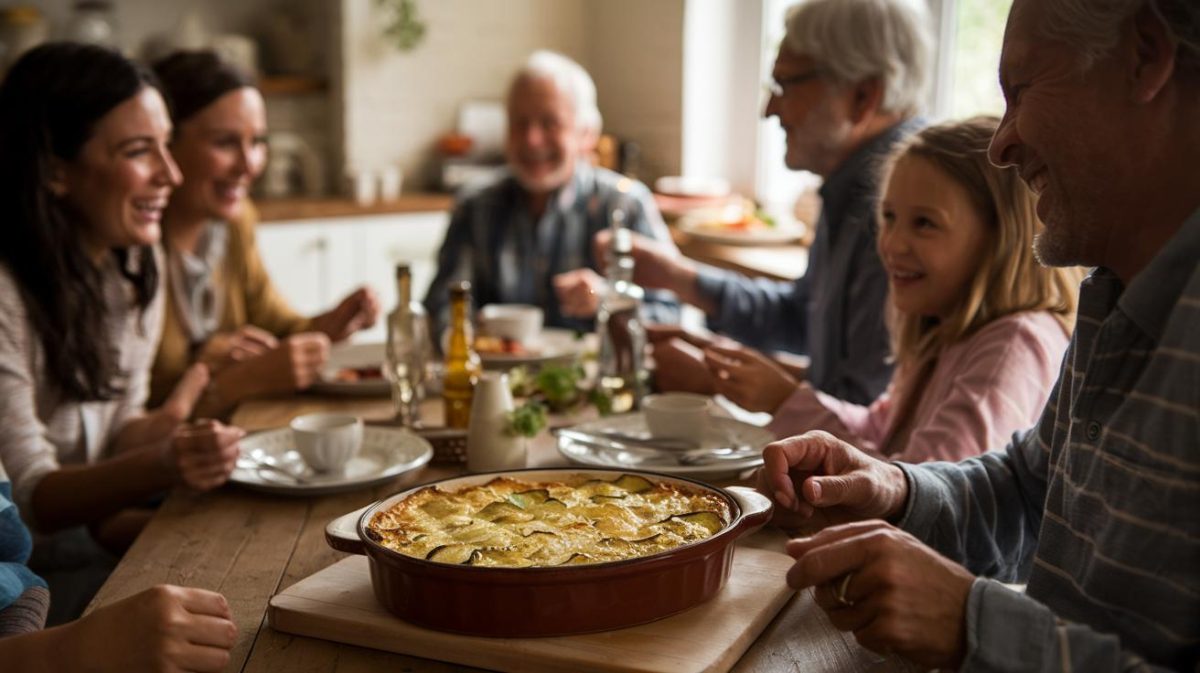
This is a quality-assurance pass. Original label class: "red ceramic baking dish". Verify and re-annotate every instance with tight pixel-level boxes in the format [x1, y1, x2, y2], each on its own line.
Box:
[324, 467, 772, 637]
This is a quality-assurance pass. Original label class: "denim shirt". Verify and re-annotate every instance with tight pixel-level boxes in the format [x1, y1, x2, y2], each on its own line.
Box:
[694, 119, 923, 404]
[423, 163, 680, 337]
[0, 480, 45, 612]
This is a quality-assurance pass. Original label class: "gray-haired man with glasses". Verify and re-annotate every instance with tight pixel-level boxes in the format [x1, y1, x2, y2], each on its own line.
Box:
[603, 0, 932, 407]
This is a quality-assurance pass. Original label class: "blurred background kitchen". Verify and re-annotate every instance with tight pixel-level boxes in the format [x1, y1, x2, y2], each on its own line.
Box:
[0, 0, 1012, 340]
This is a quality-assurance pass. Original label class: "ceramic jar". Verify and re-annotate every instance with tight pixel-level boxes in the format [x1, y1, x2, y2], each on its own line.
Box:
[466, 372, 526, 472]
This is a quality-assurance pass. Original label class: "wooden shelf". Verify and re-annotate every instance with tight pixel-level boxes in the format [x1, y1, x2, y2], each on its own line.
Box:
[258, 75, 328, 96]
[257, 193, 454, 222]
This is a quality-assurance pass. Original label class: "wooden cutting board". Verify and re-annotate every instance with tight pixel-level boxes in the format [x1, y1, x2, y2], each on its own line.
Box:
[268, 547, 797, 673]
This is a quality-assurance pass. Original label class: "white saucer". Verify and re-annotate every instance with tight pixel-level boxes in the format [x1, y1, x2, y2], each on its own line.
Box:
[556, 413, 775, 482]
[479, 327, 590, 369]
[232, 426, 433, 496]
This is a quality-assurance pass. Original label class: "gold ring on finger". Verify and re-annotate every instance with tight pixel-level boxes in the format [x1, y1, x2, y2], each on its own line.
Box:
[834, 572, 855, 607]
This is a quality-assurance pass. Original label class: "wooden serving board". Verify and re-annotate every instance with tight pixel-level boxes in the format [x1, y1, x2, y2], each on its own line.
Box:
[268, 547, 797, 673]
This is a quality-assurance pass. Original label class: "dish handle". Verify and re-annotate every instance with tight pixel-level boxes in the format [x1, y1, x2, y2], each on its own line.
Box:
[324, 504, 373, 555]
[727, 486, 773, 537]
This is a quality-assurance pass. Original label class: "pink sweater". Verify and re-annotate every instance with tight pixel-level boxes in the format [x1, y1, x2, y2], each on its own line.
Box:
[767, 311, 1069, 463]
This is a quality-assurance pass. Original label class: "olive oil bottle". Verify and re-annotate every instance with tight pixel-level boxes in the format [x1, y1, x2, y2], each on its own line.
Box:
[442, 281, 481, 428]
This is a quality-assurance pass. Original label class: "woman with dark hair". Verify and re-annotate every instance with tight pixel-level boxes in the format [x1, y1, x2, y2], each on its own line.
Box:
[149, 50, 379, 417]
[0, 42, 242, 624]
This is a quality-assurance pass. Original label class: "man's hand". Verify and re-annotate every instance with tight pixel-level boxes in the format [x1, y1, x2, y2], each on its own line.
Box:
[650, 337, 716, 395]
[755, 430, 908, 530]
[552, 268, 606, 318]
[703, 341, 798, 413]
[167, 420, 243, 491]
[195, 326, 278, 372]
[593, 228, 697, 299]
[311, 286, 380, 342]
[68, 584, 237, 673]
[786, 520, 974, 669]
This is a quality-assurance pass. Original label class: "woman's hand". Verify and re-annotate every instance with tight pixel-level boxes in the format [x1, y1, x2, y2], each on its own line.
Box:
[66, 584, 237, 673]
[702, 342, 799, 413]
[167, 420, 243, 491]
[195, 326, 278, 373]
[311, 286, 380, 342]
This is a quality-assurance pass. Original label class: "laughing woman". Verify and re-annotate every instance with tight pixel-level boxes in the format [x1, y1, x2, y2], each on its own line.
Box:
[147, 50, 380, 418]
[0, 43, 242, 624]
[706, 118, 1084, 463]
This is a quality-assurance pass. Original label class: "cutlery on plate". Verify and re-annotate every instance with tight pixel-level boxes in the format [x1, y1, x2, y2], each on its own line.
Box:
[553, 429, 760, 466]
[237, 456, 312, 484]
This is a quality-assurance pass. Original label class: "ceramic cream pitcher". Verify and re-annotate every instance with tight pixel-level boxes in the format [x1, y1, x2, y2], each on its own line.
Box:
[467, 372, 526, 472]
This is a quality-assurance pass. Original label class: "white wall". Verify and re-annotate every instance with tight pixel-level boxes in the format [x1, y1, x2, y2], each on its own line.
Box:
[338, 0, 589, 188]
[584, 0, 686, 183]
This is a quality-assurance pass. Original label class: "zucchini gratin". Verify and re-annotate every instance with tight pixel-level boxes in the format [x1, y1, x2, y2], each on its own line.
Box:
[365, 474, 731, 567]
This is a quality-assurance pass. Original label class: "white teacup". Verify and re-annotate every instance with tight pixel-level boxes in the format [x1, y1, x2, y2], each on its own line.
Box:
[642, 393, 712, 448]
[479, 304, 543, 344]
[290, 413, 363, 473]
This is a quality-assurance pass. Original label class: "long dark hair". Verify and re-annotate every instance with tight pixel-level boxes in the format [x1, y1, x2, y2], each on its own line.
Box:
[151, 49, 255, 126]
[0, 42, 161, 401]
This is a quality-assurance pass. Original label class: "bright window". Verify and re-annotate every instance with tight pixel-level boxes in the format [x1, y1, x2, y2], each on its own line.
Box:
[754, 0, 1014, 216]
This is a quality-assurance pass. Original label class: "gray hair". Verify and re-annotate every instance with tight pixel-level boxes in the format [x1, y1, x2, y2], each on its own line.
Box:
[512, 50, 602, 133]
[1040, 0, 1200, 74]
[783, 0, 934, 118]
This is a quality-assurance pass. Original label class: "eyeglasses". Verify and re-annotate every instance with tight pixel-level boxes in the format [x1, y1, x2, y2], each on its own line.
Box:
[763, 70, 826, 98]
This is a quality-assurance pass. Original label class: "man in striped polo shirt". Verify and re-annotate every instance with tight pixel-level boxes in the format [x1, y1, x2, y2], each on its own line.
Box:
[755, 0, 1199, 670]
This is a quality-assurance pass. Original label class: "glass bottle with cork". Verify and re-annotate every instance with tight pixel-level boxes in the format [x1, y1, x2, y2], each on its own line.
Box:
[594, 209, 648, 413]
[385, 263, 431, 427]
[442, 280, 481, 428]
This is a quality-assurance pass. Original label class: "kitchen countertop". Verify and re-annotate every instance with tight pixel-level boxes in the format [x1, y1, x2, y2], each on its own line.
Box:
[257, 194, 454, 222]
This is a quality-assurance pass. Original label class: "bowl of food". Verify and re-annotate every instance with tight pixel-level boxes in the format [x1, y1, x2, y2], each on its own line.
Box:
[324, 468, 771, 636]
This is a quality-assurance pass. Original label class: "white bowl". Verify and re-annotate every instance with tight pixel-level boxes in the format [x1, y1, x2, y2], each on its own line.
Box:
[290, 413, 364, 473]
[479, 304, 543, 344]
[642, 393, 712, 448]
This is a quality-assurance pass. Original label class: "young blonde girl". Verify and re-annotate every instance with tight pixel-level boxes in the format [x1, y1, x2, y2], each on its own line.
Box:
[706, 117, 1084, 462]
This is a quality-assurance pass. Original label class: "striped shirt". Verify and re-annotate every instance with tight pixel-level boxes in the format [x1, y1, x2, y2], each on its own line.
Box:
[899, 206, 1200, 671]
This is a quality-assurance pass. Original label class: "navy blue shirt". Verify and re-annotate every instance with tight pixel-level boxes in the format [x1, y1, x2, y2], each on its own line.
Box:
[694, 119, 922, 404]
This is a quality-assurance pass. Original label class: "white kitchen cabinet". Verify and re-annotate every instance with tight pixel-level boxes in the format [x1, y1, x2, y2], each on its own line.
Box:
[255, 211, 451, 343]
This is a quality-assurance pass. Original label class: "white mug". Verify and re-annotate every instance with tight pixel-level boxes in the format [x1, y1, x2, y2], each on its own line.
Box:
[290, 413, 363, 473]
[642, 393, 712, 448]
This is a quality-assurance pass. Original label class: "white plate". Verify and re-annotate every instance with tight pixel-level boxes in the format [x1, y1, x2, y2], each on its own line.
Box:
[676, 209, 806, 246]
[479, 327, 588, 369]
[556, 413, 775, 482]
[311, 342, 390, 396]
[231, 425, 433, 496]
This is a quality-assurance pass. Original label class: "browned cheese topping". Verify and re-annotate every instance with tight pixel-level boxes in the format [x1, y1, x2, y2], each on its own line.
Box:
[366, 474, 730, 567]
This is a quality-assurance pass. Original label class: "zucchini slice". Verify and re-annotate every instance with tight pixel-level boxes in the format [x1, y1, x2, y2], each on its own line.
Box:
[613, 474, 654, 493]
[425, 544, 478, 564]
[664, 511, 725, 534]
[508, 489, 551, 509]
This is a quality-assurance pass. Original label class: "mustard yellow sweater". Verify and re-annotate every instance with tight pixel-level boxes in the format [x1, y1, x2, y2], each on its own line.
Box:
[149, 204, 312, 407]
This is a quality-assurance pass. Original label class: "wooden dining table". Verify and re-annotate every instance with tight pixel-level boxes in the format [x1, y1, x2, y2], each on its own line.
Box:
[84, 393, 917, 673]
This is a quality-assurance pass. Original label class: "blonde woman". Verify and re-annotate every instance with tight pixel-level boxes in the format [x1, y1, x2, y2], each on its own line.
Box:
[706, 117, 1083, 462]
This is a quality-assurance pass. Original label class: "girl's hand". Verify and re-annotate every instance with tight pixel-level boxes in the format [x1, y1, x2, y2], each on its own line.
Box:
[703, 342, 798, 413]
[68, 584, 237, 673]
